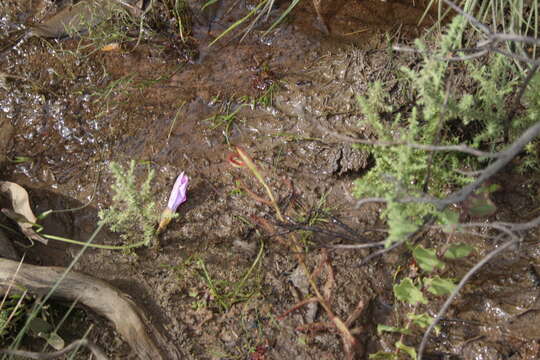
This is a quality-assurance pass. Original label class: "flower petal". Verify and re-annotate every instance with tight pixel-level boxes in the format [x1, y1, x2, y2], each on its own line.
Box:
[167, 172, 189, 211]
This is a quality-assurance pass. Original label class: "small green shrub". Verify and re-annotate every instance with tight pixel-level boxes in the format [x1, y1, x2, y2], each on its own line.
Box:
[354, 14, 540, 359]
[354, 16, 539, 245]
[98, 161, 158, 247]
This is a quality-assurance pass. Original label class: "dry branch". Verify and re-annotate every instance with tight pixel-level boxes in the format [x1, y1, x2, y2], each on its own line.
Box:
[0, 258, 179, 360]
[352, 120, 540, 210]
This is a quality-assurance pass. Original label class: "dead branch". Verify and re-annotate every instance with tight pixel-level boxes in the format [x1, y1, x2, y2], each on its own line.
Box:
[0, 258, 180, 360]
[319, 124, 501, 158]
[394, 0, 540, 66]
[277, 297, 319, 320]
[504, 63, 540, 142]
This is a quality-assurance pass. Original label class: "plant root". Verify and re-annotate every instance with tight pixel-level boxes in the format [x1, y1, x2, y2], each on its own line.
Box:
[0, 258, 181, 360]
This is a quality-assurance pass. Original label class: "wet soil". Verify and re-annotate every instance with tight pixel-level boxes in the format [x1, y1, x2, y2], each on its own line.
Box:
[1, 0, 540, 359]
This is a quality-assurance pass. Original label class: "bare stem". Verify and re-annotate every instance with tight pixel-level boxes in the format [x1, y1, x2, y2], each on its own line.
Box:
[0, 339, 108, 360]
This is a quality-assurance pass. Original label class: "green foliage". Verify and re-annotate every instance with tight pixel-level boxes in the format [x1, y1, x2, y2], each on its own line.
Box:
[425, 276, 456, 295]
[517, 73, 540, 172]
[369, 351, 398, 360]
[0, 294, 65, 350]
[196, 240, 264, 311]
[444, 243, 474, 259]
[412, 245, 445, 272]
[377, 324, 411, 335]
[393, 278, 427, 306]
[164, 0, 193, 41]
[98, 161, 158, 247]
[205, 102, 247, 145]
[354, 15, 540, 247]
[0, 294, 26, 342]
[467, 194, 497, 217]
[353, 5, 540, 360]
[395, 341, 417, 360]
[407, 312, 436, 330]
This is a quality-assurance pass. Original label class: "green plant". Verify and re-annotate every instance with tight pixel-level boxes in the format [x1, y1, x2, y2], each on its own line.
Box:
[164, 0, 192, 42]
[0, 294, 27, 343]
[196, 240, 264, 311]
[228, 146, 365, 360]
[98, 160, 158, 248]
[370, 242, 475, 360]
[60, 0, 142, 55]
[206, 103, 247, 145]
[351, 11, 540, 359]
[0, 293, 70, 351]
[426, 0, 538, 69]
[354, 16, 538, 245]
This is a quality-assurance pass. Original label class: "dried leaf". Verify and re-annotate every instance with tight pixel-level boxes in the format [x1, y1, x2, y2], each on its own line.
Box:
[30, 0, 124, 38]
[100, 42, 121, 51]
[0, 181, 47, 245]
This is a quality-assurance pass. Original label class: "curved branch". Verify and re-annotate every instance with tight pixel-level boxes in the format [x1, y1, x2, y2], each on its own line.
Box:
[0, 258, 178, 360]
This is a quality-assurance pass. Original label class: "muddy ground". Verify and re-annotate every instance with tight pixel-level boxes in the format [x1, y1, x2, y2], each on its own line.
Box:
[1, 0, 540, 359]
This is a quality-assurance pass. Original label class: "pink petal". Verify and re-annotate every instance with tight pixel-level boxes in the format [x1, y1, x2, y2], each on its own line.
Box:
[167, 172, 189, 211]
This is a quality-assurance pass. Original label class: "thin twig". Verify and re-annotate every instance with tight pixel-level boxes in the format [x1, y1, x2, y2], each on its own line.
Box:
[357, 238, 405, 265]
[417, 237, 520, 359]
[441, 0, 490, 34]
[353, 121, 540, 210]
[319, 124, 501, 158]
[0, 339, 108, 360]
[394, 0, 540, 67]
[504, 63, 540, 142]
[417, 216, 540, 358]
[277, 297, 319, 320]
[325, 241, 386, 250]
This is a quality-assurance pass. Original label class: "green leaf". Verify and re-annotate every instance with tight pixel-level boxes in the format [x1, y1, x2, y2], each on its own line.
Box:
[440, 209, 459, 226]
[28, 317, 52, 334]
[407, 312, 433, 328]
[412, 245, 445, 272]
[444, 243, 474, 259]
[477, 183, 501, 194]
[394, 278, 428, 305]
[45, 332, 65, 350]
[201, 0, 219, 11]
[377, 324, 412, 335]
[395, 341, 417, 360]
[468, 195, 497, 217]
[425, 276, 456, 295]
[369, 352, 398, 360]
[407, 312, 441, 335]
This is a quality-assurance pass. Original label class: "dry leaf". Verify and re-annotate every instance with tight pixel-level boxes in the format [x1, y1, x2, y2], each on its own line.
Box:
[100, 42, 120, 51]
[0, 181, 48, 245]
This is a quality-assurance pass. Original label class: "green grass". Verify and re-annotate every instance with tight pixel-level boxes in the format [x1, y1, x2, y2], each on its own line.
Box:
[196, 240, 265, 312]
[206, 103, 248, 145]
[425, 0, 538, 68]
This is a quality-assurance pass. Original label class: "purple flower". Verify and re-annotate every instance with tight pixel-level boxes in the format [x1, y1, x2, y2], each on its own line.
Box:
[167, 172, 189, 211]
[158, 172, 189, 233]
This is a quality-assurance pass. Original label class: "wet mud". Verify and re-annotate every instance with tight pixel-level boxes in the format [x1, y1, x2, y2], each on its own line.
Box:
[1, 0, 539, 359]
